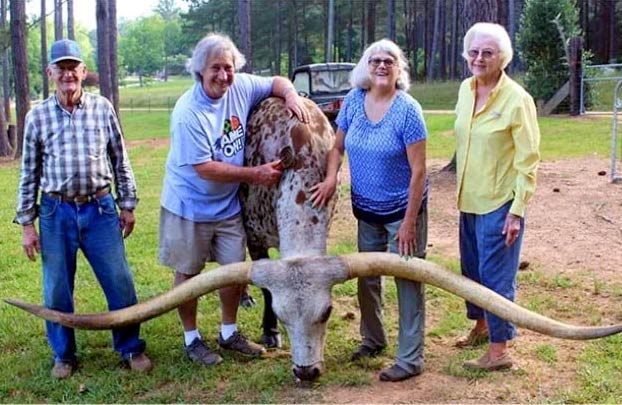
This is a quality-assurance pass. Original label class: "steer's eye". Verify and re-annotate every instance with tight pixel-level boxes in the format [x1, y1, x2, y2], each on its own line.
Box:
[318, 305, 332, 324]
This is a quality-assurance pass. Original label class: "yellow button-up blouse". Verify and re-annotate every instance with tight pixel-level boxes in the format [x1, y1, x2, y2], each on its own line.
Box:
[455, 72, 540, 217]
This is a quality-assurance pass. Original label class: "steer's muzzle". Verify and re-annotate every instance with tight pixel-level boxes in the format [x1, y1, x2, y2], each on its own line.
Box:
[292, 362, 324, 381]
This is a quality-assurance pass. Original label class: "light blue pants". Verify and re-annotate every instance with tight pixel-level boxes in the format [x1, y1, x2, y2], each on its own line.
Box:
[40, 193, 146, 363]
[356, 206, 427, 375]
[459, 200, 524, 343]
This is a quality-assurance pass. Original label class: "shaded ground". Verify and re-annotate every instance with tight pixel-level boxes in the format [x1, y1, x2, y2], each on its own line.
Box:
[313, 157, 622, 403]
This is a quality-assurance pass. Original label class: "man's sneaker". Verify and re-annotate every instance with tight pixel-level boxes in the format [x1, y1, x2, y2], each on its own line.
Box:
[379, 363, 421, 382]
[51, 361, 75, 379]
[185, 338, 223, 366]
[218, 331, 266, 357]
[260, 331, 282, 349]
[127, 352, 154, 373]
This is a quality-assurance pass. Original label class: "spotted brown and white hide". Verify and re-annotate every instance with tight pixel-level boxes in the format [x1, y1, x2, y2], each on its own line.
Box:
[242, 97, 337, 260]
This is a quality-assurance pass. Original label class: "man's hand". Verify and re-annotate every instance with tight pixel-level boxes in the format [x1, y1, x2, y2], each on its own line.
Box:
[284, 90, 310, 123]
[22, 224, 40, 261]
[253, 160, 284, 187]
[119, 209, 135, 238]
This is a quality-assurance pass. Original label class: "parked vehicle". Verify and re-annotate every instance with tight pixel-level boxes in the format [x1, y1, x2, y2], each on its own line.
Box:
[291, 63, 355, 123]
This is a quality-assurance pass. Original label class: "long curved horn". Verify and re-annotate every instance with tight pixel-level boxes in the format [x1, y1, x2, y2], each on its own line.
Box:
[343, 252, 622, 340]
[4, 262, 252, 330]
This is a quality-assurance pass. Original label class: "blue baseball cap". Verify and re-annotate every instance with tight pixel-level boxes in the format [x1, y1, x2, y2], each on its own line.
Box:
[50, 39, 83, 65]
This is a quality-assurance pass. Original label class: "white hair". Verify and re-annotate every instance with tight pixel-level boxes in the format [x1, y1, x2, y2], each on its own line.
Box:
[349, 39, 411, 91]
[462, 22, 513, 69]
[186, 33, 246, 82]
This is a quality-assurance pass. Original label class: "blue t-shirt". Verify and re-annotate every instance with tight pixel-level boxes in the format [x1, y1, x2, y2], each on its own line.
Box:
[161, 74, 273, 222]
[336, 88, 429, 224]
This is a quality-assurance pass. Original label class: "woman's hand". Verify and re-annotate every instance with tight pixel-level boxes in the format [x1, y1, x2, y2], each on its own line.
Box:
[502, 213, 522, 246]
[309, 176, 337, 208]
[396, 219, 416, 257]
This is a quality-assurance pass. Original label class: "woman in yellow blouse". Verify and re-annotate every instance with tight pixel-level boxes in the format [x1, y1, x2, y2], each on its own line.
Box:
[454, 22, 540, 371]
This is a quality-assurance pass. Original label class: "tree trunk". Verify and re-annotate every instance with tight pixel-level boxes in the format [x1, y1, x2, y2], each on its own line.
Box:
[287, 0, 297, 77]
[54, 0, 63, 40]
[67, 0, 75, 40]
[508, 0, 515, 73]
[387, 0, 396, 41]
[326, 0, 334, 62]
[427, 0, 441, 80]
[41, 0, 49, 99]
[1, 0, 9, 124]
[96, 0, 112, 102]
[403, 0, 415, 66]
[0, 0, 8, 159]
[439, 0, 447, 80]
[10, 0, 31, 159]
[463, 0, 498, 31]
[275, 0, 282, 75]
[608, 0, 615, 63]
[360, 0, 366, 53]
[449, 0, 458, 79]
[108, 0, 119, 114]
[346, 0, 354, 62]
[366, 0, 376, 45]
[237, 0, 252, 73]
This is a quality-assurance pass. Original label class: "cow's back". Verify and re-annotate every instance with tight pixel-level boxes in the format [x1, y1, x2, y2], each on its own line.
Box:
[242, 97, 337, 259]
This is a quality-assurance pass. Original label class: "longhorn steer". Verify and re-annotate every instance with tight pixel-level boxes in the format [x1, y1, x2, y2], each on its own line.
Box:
[6, 253, 622, 379]
[5, 100, 622, 381]
[241, 97, 336, 379]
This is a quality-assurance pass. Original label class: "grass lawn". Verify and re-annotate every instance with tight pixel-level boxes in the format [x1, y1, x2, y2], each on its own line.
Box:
[0, 106, 620, 402]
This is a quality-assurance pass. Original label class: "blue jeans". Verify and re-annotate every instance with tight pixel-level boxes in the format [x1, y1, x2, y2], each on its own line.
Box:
[356, 206, 427, 375]
[39, 193, 146, 363]
[459, 200, 524, 343]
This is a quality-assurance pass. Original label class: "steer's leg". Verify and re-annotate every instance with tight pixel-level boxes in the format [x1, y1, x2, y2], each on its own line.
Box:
[248, 246, 281, 348]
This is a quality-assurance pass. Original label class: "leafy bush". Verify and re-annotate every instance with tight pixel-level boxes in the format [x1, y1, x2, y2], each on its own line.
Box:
[517, 0, 583, 104]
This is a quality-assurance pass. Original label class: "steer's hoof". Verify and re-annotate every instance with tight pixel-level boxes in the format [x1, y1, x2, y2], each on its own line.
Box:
[260, 332, 282, 349]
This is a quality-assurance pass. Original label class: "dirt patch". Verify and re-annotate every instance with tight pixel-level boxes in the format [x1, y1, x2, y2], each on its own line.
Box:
[313, 157, 622, 403]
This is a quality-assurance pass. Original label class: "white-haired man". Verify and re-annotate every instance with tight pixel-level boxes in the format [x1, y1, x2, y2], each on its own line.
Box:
[159, 33, 309, 365]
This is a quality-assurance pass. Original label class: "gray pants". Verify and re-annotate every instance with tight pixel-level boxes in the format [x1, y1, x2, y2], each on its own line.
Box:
[356, 207, 427, 374]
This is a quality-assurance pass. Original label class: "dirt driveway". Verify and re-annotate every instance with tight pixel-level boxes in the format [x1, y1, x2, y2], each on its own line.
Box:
[312, 157, 622, 403]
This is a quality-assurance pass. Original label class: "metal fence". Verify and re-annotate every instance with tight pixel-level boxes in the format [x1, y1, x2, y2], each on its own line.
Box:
[581, 63, 622, 114]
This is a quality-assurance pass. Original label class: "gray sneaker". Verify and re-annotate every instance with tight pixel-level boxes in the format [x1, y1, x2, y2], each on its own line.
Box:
[218, 331, 266, 357]
[185, 338, 223, 366]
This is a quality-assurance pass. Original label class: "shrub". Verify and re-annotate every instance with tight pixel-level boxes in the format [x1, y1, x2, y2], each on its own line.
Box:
[517, 0, 585, 107]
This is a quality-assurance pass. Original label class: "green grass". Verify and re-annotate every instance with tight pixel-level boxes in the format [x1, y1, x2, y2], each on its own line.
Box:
[118, 76, 193, 110]
[1, 82, 622, 402]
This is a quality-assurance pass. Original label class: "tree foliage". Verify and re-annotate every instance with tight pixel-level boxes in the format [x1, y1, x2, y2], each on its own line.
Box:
[119, 16, 165, 84]
[517, 0, 582, 102]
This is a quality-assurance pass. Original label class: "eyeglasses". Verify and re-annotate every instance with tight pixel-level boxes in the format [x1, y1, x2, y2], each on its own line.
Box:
[52, 64, 83, 74]
[467, 49, 498, 59]
[368, 58, 395, 68]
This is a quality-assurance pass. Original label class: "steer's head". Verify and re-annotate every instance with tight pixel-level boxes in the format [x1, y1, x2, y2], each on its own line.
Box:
[6, 253, 622, 382]
[251, 256, 347, 380]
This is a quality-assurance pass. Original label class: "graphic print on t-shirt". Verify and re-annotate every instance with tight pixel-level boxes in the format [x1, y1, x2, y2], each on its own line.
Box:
[218, 116, 244, 158]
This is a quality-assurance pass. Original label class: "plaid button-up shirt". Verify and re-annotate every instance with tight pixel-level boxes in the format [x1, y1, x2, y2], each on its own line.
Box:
[14, 92, 138, 225]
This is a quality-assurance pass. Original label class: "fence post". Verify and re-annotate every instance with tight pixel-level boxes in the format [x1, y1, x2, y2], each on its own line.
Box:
[569, 36, 583, 116]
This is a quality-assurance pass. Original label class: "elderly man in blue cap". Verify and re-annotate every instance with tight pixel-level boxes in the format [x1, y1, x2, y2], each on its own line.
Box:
[14, 39, 153, 379]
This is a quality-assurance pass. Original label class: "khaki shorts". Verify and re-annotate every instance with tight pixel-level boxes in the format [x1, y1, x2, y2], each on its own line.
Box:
[158, 207, 246, 275]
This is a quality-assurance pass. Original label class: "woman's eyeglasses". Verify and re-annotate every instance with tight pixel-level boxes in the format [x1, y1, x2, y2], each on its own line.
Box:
[467, 49, 497, 59]
[368, 58, 395, 68]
